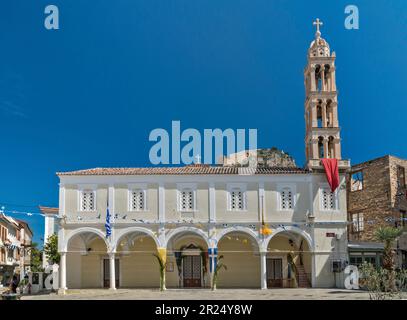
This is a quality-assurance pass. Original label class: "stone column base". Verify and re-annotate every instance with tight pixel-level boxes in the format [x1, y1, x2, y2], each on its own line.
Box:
[57, 288, 67, 295]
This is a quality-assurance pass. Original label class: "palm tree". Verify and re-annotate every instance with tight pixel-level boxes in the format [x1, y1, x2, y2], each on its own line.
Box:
[375, 226, 402, 271]
[211, 255, 227, 291]
[374, 226, 403, 292]
[153, 253, 166, 291]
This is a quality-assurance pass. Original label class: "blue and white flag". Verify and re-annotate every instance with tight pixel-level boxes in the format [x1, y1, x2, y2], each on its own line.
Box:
[208, 247, 218, 273]
[105, 199, 112, 238]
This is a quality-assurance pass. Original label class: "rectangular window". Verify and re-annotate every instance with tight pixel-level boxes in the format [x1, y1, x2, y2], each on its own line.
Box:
[230, 188, 244, 210]
[81, 190, 95, 211]
[350, 171, 364, 191]
[180, 189, 194, 211]
[130, 189, 145, 211]
[280, 188, 294, 210]
[397, 166, 406, 188]
[321, 188, 336, 211]
[352, 213, 364, 232]
[401, 210, 406, 228]
[0, 226, 6, 241]
[350, 256, 363, 267]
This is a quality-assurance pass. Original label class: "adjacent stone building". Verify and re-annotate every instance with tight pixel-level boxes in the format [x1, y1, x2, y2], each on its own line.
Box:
[347, 155, 407, 268]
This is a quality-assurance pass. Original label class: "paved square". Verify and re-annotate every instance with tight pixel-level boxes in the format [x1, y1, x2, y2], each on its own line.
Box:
[21, 288, 373, 300]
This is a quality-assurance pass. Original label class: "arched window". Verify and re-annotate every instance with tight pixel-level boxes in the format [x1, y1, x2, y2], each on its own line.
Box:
[326, 100, 333, 127]
[318, 137, 324, 159]
[317, 103, 323, 128]
[328, 136, 335, 158]
[324, 65, 330, 90]
[315, 65, 322, 92]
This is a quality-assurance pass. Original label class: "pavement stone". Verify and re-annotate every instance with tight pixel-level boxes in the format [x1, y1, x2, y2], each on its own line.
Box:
[21, 288, 374, 300]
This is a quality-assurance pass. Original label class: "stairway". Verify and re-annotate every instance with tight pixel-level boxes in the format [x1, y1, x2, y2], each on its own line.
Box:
[296, 265, 311, 288]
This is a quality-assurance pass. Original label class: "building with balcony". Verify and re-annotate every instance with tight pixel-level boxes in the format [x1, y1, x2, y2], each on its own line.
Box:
[0, 213, 21, 287]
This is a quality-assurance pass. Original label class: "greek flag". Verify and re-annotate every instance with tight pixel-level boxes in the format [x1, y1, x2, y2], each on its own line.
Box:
[105, 199, 111, 238]
[208, 247, 218, 273]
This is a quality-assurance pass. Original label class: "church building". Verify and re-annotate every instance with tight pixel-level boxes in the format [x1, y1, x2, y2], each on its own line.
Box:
[56, 19, 350, 292]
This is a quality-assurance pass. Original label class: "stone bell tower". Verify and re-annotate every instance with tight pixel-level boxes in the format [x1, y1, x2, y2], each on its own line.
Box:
[304, 19, 348, 170]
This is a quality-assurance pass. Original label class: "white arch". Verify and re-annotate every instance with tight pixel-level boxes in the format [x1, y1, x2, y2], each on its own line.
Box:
[165, 226, 210, 248]
[216, 226, 261, 250]
[264, 226, 314, 251]
[113, 227, 161, 251]
[62, 227, 108, 252]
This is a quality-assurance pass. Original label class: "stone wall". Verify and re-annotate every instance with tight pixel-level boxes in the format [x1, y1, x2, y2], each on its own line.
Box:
[347, 155, 407, 243]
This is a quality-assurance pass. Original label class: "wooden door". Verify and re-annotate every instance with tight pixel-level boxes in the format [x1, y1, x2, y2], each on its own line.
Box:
[103, 259, 120, 288]
[183, 255, 202, 288]
[267, 258, 283, 288]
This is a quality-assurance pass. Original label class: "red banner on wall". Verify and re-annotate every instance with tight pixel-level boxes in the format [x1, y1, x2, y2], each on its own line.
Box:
[321, 158, 340, 192]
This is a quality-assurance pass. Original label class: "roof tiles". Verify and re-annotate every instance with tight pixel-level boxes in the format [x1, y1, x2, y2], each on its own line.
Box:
[57, 165, 309, 176]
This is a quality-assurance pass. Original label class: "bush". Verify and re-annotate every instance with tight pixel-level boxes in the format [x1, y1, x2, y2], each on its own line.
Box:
[359, 262, 407, 300]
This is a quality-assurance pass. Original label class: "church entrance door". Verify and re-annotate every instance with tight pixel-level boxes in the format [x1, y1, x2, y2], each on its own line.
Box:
[183, 255, 202, 288]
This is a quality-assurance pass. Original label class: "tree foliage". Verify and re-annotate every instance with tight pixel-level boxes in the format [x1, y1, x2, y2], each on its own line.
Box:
[30, 242, 43, 272]
[44, 234, 60, 264]
[211, 255, 227, 291]
[359, 262, 407, 300]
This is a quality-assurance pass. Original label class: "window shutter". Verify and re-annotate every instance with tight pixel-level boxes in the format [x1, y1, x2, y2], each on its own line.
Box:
[180, 189, 194, 211]
[281, 188, 293, 210]
[81, 190, 95, 211]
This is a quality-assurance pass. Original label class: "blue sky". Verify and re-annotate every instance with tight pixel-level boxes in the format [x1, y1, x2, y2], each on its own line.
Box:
[0, 0, 406, 245]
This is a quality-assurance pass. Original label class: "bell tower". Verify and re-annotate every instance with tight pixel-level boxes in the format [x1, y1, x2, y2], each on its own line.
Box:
[304, 19, 345, 169]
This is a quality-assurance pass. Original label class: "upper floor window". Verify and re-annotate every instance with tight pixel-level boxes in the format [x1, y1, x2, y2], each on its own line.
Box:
[230, 188, 245, 211]
[352, 213, 364, 233]
[130, 189, 146, 211]
[277, 184, 296, 211]
[80, 190, 95, 211]
[0, 248, 5, 263]
[280, 188, 294, 210]
[320, 187, 337, 211]
[0, 225, 7, 242]
[397, 166, 406, 188]
[400, 210, 406, 228]
[350, 171, 364, 191]
[227, 184, 247, 211]
[178, 186, 196, 212]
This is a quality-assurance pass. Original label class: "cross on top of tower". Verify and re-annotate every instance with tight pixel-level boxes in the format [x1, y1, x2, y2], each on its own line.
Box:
[194, 154, 201, 164]
[313, 18, 323, 38]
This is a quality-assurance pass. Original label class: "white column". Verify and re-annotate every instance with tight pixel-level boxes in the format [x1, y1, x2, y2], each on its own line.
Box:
[310, 67, 316, 91]
[59, 183, 66, 216]
[109, 253, 116, 290]
[209, 182, 216, 223]
[158, 183, 165, 223]
[258, 182, 265, 222]
[260, 252, 267, 290]
[321, 68, 325, 91]
[321, 102, 327, 128]
[60, 252, 67, 291]
[308, 178, 314, 217]
[311, 252, 316, 288]
[323, 140, 329, 159]
[108, 184, 115, 217]
[331, 67, 337, 91]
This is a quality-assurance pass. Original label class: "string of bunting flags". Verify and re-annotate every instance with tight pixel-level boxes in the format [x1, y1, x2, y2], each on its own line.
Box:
[2, 203, 406, 227]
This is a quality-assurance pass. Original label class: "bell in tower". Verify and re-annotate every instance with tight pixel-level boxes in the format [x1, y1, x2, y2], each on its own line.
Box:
[304, 18, 349, 170]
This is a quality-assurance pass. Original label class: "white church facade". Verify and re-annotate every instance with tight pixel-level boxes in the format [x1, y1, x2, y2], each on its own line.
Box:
[55, 20, 351, 292]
